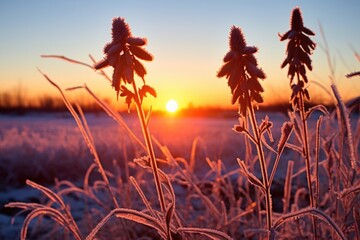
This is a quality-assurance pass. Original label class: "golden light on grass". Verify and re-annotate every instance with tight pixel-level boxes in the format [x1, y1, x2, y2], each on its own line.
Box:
[8, 9, 356, 240]
[166, 99, 178, 113]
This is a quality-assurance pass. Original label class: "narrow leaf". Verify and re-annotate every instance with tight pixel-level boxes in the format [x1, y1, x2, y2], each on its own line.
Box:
[237, 159, 265, 191]
[139, 85, 157, 99]
[223, 51, 235, 62]
[115, 208, 166, 237]
[217, 60, 235, 78]
[269, 121, 293, 186]
[41, 55, 94, 69]
[128, 45, 153, 61]
[93, 58, 109, 70]
[26, 180, 66, 209]
[283, 161, 294, 213]
[127, 37, 147, 46]
[272, 207, 346, 240]
[21, 207, 81, 240]
[346, 71, 360, 78]
[305, 104, 330, 119]
[129, 177, 157, 219]
[277, 122, 294, 153]
[331, 84, 357, 168]
[86, 208, 165, 240]
[178, 227, 233, 240]
[133, 58, 147, 78]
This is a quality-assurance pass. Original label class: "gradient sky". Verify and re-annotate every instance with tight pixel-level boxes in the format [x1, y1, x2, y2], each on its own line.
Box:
[0, 1, 359, 111]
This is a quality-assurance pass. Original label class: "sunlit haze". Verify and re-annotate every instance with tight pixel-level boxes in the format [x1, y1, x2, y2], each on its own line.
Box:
[166, 100, 178, 113]
[0, 1, 359, 111]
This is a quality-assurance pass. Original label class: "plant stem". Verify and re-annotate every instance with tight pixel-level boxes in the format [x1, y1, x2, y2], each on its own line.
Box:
[247, 97, 272, 234]
[131, 81, 166, 213]
[298, 92, 314, 207]
[297, 78, 317, 239]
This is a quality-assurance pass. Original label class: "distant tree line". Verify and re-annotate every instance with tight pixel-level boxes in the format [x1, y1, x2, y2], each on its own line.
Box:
[0, 89, 112, 114]
[0, 88, 357, 116]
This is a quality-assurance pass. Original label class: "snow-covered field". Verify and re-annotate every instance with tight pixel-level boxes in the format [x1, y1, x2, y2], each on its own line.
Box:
[0, 111, 357, 238]
[0, 112, 289, 185]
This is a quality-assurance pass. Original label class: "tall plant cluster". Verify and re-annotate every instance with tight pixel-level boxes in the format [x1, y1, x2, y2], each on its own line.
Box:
[6, 7, 359, 240]
[93, 17, 166, 214]
[279, 7, 318, 236]
[217, 26, 273, 235]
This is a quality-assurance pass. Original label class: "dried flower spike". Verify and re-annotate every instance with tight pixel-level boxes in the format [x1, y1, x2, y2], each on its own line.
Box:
[217, 26, 266, 116]
[94, 17, 153, 98]
[280, 7, 316, 108]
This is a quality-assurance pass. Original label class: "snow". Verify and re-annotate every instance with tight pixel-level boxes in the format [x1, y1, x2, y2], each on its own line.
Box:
[0, 111, 357, 238]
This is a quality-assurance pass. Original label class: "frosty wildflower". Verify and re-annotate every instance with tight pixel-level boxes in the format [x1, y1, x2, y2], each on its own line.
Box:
[94, 17, 153, 98]
[217, 26, 266, 116]
[279, 7, 316, 107]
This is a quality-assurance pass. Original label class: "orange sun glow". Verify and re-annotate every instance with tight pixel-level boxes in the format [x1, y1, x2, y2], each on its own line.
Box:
[166, 100, 178, 113]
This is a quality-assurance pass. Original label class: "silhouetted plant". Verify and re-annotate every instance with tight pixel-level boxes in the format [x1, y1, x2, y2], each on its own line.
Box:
[279, 6, 317, 237]
[217, 26, 273, 236]
[94, 18, 155, 103]
[91, 17, 233, 240]
[94, 18, 166, 215]
[217, 26, 266, 117]
[280, 7, 315, 108]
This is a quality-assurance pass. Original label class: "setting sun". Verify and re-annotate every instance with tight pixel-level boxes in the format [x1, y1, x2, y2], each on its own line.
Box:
[166, 100, 178, 113]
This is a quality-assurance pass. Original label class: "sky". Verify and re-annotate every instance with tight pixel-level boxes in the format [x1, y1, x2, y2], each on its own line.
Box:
[0, 1, 359, 111]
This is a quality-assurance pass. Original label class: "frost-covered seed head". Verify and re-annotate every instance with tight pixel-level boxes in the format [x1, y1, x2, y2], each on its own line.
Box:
[230, 26, 246, 52]
[111, 17, 131, 44]
[290, 7, 304, 31]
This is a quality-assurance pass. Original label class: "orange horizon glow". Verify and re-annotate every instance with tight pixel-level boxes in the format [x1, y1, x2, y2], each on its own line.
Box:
[0, 2, 359, 113]
[0, 75, 353, 112]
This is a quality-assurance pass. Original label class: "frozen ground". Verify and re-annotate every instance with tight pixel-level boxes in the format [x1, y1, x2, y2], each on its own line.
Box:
[0, 112, 289, 186]
[0, 111, 357, 238]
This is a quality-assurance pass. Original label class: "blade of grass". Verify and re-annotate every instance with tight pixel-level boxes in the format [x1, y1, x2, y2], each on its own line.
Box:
[271, 207, 346, 240]
[41, 55, 94, 69]
[37, 69, 132, 237]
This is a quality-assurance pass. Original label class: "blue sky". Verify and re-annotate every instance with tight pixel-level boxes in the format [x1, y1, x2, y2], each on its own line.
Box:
[0, 1, 359, 110]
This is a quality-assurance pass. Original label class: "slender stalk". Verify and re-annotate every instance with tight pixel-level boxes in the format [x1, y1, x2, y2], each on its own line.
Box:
[297, 76, 317, 239]
[298, 92, 314, 208]
[131, 81, 166, 213]
[247, 97, 272, 234]
[314, 116, 322, 239]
